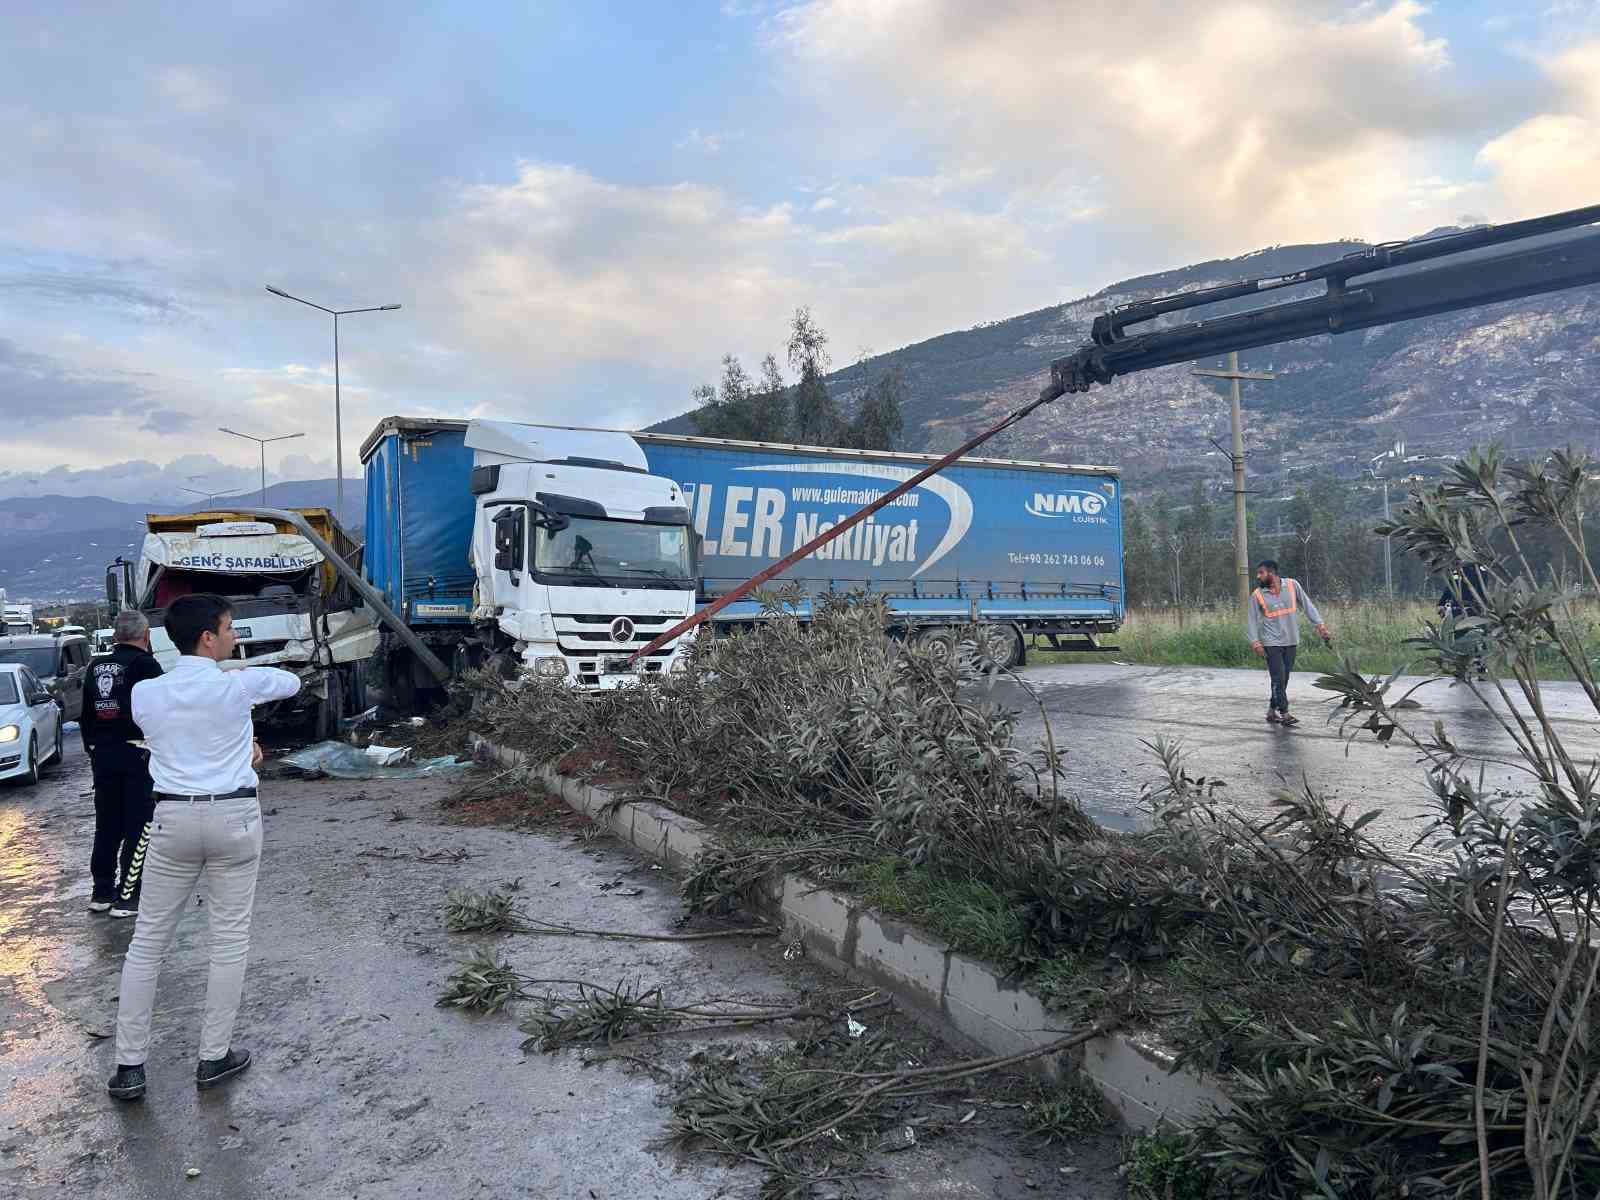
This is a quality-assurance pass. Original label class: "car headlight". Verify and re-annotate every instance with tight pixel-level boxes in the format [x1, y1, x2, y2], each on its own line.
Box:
[532, 656, 569, 680]
[0, 725, 19, 743]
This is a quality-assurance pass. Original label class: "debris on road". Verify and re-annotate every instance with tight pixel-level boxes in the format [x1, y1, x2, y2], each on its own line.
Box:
[444, 886, 775, 942]
[358, 845, 478, 865]
[281, 739, 472, 780]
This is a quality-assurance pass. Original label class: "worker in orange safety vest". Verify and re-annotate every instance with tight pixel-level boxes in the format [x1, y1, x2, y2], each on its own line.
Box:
[1246, 559, 1330, 726]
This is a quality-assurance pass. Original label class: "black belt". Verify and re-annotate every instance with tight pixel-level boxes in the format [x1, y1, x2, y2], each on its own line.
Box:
[155, 787, 257, 803]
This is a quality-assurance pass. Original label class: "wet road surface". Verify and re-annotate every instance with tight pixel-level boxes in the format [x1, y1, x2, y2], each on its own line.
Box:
[996, 662, 1599, 856]
[1, 737, 1122, 1199]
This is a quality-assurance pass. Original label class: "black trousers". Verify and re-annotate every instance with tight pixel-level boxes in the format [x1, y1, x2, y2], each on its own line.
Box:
[90, 742, 155, 904]
[1264, 643, 1297, 713]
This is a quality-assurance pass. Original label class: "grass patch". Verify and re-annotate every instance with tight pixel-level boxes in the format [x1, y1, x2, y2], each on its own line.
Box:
[1123, 1128, 1213, 1200]
[845, 858, 1025, 964]
[1025, 1074, 1111, 1142]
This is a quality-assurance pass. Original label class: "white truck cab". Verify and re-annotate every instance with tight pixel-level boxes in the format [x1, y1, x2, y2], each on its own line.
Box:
[465, 421, 698, 688]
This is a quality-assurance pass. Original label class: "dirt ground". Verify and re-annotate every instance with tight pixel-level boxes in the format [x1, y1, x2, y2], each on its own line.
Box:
[1, 733, 1126, 1199]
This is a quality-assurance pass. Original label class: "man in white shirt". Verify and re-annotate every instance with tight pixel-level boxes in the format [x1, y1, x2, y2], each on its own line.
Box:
[108, 594, 300, 1101]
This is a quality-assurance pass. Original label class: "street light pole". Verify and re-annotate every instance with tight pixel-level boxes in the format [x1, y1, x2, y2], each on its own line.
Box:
[219, 427, 307, 505]
[180, 487, 242, 508]
[265, 285, 401, 524]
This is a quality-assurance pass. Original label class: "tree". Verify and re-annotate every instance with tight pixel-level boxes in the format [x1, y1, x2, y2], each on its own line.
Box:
[788, 307, 843, 446]
[844, 364, 906, 451]
[690, 354, 791, 442]
[1151, 491, 1183, 605]
[1287, 488, 1317, 590]
[1123, 500, 1157, 608]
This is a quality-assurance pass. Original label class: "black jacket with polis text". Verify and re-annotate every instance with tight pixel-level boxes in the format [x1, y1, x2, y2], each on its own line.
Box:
[81, 643, 164, 751]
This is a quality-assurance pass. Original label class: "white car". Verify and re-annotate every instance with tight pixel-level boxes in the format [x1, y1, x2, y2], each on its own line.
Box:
[0, 661, 64, 787]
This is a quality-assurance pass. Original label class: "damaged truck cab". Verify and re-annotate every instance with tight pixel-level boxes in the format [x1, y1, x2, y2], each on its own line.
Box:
[107, 509, 379, 737]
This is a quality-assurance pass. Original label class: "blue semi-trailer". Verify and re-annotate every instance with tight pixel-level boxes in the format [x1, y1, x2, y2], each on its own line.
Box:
[359, 416, 1123, 693]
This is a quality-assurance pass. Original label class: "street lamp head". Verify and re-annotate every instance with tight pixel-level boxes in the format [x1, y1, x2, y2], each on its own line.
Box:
[265, 285, 291, 298]
[380, 304, 401, 311]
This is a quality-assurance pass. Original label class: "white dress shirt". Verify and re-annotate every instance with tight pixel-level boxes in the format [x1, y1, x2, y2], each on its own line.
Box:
[132, 656, 301, 795]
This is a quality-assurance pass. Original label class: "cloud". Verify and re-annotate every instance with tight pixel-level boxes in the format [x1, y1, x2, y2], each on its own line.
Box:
[1476, 41, 1600, 216]
[676, 128, 739, 154]
[775, 1, 1515, 253]
[435, 161, 1083, 399]
[0, 337, 158, 428]
[154, 66, 225, 114]
[0, 270, 190, 322]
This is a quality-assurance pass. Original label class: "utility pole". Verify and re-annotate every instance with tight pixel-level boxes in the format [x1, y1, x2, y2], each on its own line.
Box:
[1369, 441, 1405, 599]
[1193, 353, 1275, 618]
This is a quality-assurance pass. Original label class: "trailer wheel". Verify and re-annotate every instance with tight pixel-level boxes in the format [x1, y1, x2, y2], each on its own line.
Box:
[916, 626, 962, 666]
[973, 623, 1025, 670]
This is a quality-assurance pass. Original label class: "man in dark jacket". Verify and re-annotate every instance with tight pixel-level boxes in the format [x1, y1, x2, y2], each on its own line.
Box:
[1437, 562, 1489, 676]
[1438, 562, 1488, 618]
[84, 611, 163, 918]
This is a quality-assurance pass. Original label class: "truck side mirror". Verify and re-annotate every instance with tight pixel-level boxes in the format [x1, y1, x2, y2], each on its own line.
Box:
[105, 566, 120, 611]
[492, 507, 526, 579]
[532, 509, 569, 534]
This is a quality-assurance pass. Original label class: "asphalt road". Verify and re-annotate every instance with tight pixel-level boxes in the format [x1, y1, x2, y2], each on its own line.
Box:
[1, 735, 1121, 1200]
[990, 661, 1599, 858]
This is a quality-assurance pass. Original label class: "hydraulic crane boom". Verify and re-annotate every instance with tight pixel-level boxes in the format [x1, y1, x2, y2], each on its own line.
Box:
[1047, 202, 1600, 398]
[631, 202, 1600, 664]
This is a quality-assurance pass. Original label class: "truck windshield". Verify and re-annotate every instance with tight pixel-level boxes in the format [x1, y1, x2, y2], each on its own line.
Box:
[535, 518, 692, 585]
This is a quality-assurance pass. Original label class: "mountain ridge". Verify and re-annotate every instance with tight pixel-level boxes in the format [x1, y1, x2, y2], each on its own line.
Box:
[0, 479, 353, 600]
[651, 235, 1600, 492]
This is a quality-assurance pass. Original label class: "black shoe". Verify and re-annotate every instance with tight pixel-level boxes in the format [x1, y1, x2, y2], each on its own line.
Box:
[196, 1048, 251, 1090]
[1280, 712, 1300, 726]
[88, 892, 113, 914]
[108, 1063, 146, 1100]
[109, 900, 139, 920]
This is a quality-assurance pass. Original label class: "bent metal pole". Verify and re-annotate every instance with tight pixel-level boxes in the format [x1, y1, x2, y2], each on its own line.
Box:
[628, 382, 1066, 664]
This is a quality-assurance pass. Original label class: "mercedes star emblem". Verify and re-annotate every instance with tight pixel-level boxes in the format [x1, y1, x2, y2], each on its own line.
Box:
[610, 616, 635, 643]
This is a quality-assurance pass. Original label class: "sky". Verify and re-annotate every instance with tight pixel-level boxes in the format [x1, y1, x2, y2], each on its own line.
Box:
[2, 0, 1599, 502]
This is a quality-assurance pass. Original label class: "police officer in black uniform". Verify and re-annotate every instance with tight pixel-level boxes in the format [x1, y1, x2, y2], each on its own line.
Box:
[84, 610, 164, 917]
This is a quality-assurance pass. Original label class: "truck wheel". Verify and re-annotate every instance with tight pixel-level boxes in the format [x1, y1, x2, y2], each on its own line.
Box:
[313, 669, 344, 742]
[386, 650, 418, 715]
[346, 663, 369, 717]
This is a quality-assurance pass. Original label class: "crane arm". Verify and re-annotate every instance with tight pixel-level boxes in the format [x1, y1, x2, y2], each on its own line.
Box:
[1048, 203, 1600, 398]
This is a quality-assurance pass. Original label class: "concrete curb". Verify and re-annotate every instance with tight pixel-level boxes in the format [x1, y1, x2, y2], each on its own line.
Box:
[472, 736, 1229, 1130]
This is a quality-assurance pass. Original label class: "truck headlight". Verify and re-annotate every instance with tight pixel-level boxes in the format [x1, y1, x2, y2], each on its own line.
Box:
[0, 725, 18, 743]
[532, 656, 569, 680]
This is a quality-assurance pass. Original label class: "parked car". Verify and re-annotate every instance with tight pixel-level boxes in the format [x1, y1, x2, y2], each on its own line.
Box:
[0, 634, 92, 722]
[0, 661, 64, 786]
